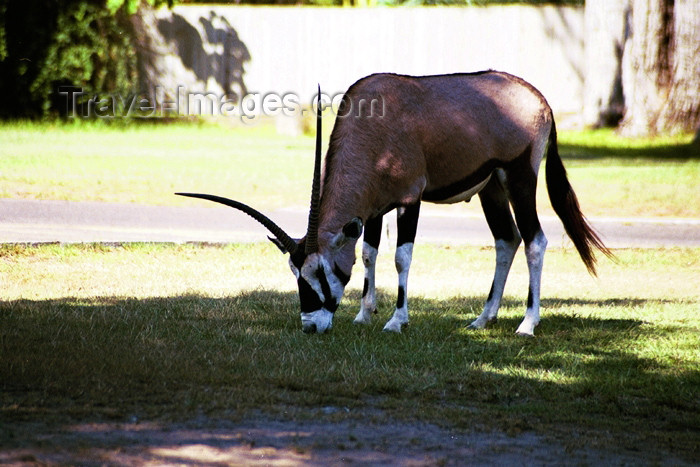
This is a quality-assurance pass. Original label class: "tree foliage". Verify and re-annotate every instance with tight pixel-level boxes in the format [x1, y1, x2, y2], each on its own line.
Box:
[29, 2, 139, 117]
[0, 0, 170, 118]
[0, 0, 581, 119]
[176, 0, 582, 6]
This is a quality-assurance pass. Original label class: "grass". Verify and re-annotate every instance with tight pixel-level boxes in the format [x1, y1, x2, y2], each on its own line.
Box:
[552, 129, 700, 218]
[1, 242, 698, 459]
[0, 121, 698, 458]
[0, 121, 698, 217]
[0, 121, 315, 210]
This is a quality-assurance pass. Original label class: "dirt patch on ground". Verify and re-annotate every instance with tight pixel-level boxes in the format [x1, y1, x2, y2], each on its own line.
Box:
[1, 411, 687, 466]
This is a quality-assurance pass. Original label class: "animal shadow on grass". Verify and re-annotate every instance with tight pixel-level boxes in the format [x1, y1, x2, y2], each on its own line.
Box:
[1, 290, 697, 449]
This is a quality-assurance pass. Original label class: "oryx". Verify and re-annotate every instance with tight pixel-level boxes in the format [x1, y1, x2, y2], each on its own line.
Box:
[178, 71, 611, 336]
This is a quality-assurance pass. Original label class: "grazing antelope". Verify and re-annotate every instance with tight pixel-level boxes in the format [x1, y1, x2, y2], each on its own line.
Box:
[178, 71, 611, 336]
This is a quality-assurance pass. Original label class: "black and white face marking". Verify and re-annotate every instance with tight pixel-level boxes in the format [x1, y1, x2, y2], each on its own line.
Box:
[286, 217, 361, 334]
[289, 252, 349, 334]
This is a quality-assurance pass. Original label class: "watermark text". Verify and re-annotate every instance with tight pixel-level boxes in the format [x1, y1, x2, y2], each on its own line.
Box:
[58, 86, 385, 122]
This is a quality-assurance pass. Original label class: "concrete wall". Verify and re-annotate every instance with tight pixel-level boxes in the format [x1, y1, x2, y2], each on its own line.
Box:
[138, 5, 585, 126]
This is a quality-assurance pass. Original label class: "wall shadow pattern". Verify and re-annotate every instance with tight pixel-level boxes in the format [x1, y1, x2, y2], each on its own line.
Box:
[156, 11, 250, 102]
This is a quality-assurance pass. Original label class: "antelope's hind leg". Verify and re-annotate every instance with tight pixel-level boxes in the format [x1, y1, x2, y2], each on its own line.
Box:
[469, 173, 521, 330]
[506, 160, 547, 337]
[353, 215, 382, 325]
[383, 202, 421, 333]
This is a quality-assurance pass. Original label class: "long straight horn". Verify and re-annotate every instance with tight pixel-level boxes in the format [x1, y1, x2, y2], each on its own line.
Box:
[305, 85, 323, 255]
[175, 192, 298, 254]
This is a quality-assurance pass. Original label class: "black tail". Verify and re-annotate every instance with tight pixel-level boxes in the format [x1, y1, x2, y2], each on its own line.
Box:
[545, 121, 613, 275]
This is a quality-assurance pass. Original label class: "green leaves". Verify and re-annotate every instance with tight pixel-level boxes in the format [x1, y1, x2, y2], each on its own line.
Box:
[29, 2, 138, 117]
[106, 0, 148, 15]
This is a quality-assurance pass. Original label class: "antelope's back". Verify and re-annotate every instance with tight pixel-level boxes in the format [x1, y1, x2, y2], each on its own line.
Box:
[322, 71, 554, 218]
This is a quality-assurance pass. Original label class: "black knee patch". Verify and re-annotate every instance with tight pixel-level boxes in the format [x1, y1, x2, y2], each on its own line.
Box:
[397, 203, 420, 247]
[396, 285, 406, 309]
[487, 282, 495, 302]
[364, 216, 382, 250]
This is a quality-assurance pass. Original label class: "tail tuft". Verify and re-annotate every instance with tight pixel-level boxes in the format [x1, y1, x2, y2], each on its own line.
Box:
[545, 122, 614, 276]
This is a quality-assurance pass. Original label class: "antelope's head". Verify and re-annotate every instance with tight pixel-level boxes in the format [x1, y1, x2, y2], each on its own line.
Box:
[177, 88, 362, 334]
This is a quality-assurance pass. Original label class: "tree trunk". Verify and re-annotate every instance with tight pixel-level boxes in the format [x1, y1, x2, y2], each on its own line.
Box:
[619, 0, 671, 136]
[583, 0, 627, 128]
[619, 0, 700, 136]
[655, 0, 700, 134]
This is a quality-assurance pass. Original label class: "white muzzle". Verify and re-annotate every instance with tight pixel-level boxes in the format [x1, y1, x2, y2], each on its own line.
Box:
[301, 309, 334, 334]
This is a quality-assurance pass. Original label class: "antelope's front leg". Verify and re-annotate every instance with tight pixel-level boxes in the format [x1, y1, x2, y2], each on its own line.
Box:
[354, 216, 382, 325]
[383, 203, 420, 333]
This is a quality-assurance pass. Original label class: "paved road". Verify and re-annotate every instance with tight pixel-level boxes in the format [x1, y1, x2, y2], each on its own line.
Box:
[1, 199, 699, 247]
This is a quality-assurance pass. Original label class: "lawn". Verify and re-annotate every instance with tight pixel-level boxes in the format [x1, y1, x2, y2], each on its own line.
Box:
[1, 121, 698, 461]
[1, 242, 698, 460]
[0, 121, 314, 209]
[0, 121, 698, 217]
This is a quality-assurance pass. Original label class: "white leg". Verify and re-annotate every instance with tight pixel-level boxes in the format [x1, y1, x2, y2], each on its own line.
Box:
[354, 242, 378, 325]
[383, 243, 413, 333]
[516, 230, 547, 336]
[469, 236, 521, 329]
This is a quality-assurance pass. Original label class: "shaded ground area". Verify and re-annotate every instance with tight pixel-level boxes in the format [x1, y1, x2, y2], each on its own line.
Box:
[1, 412, 685, 466]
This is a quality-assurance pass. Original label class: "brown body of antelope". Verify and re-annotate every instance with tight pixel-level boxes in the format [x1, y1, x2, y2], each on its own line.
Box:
[178, 71, 611, 336]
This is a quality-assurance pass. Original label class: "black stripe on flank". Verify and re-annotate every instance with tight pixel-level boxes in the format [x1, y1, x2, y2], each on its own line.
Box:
[422, 161, 500, 203]
[396, 285, 406, 310]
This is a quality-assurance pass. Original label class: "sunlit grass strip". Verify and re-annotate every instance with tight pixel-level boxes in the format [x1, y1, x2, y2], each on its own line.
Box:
[0, 121, 698, 217]
[0, 122, 316, 209]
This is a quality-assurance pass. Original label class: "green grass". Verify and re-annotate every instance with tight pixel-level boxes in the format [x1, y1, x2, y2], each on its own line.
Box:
[0, 121, 316, 210]
[552, 129, 700, 218]
[1, 121, 698, 217]
[0, 120, 698, 456]
[1, 242, 698, 459]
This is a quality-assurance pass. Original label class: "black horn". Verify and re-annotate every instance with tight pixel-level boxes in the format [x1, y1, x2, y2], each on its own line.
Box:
[175, 192, 298, 254]
[305, 85, 323, 254]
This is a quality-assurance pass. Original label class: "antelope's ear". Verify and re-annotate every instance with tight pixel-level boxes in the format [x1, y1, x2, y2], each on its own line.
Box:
[343, 217, 363, 239]
[330, 217, 363, 250]
[268, 235, 295, 254]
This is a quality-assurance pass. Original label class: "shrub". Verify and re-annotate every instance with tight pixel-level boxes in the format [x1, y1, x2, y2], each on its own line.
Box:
[30, 2, 139, 118]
